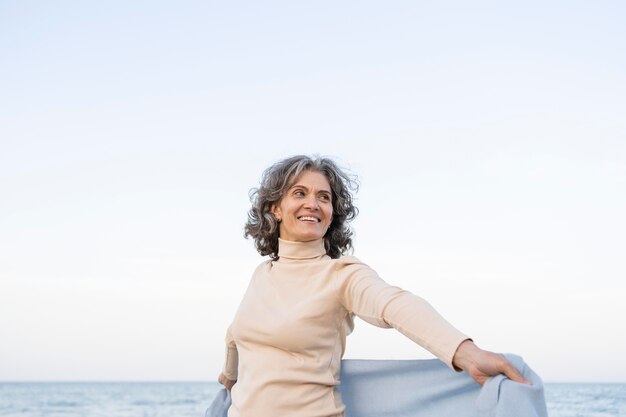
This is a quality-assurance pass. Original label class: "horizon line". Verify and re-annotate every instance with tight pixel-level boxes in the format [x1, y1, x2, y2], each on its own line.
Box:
[1, 380, 625, 384]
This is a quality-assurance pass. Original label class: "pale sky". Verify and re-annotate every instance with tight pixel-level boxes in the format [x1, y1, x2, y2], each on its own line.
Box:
[1, 1, 625, 383]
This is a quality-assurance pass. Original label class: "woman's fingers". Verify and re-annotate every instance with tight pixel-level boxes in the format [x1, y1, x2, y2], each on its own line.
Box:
[453, 341, 531, 385]
[498, 356, 529, 384]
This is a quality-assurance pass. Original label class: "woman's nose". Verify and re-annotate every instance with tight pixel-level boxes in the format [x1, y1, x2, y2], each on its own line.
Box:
[303, 195, 320, 209]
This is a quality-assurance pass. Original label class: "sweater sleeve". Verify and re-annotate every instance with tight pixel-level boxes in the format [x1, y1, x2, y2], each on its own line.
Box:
[222, 325, 239, 381]
[338, 257, 470, 369]
[220, 261, 268, 381]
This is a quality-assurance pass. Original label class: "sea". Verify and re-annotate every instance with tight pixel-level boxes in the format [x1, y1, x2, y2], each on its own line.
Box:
[0, 382, 624, 417]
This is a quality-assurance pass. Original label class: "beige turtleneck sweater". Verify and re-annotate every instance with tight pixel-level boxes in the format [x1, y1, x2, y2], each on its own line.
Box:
[222, 238, 469, 417]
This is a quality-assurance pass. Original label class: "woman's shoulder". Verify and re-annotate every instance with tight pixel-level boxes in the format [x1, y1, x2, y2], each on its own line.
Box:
[333, 254, 378, 278]
[243, 259, 273, 281]
[335, 254, 366, 266]
[253, 258, 273, 273]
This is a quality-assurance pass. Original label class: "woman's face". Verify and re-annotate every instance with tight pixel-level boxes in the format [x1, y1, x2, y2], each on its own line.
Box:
[271, 170, 333, 242]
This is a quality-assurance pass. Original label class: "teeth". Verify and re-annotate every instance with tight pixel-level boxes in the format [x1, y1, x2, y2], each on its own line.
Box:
[298, 216, 319, 222]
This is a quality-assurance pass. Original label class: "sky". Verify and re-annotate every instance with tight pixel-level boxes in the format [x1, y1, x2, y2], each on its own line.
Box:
[1, 1, 625, 383]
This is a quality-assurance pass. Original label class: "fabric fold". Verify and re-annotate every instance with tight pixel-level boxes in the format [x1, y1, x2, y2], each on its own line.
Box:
[205, 388, 231, 417]
[206, 355, 547, 417]
[476, 355, 548, 417]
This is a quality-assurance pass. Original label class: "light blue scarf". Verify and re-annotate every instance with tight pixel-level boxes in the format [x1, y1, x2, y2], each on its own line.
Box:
[206, 354, 548, 417]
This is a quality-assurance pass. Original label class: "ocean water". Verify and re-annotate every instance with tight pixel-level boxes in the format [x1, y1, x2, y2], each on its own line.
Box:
[0, 382, 624, 417]
[0, 382, 215, 417]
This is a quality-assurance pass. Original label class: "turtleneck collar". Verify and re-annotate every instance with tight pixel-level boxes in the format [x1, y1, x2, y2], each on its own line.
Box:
[277, 238, 327, 261]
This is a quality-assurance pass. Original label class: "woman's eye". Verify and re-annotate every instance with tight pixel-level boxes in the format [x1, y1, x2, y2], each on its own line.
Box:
[319, 194, 330, 201]
[294, 190, 305, 197]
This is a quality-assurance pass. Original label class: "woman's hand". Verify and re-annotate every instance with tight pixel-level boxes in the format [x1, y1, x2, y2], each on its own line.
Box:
[452, 339, 529, 386]
[218, 373, 237, 391]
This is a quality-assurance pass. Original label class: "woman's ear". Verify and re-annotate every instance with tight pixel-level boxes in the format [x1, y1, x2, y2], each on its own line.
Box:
[271, 204, 282, 222]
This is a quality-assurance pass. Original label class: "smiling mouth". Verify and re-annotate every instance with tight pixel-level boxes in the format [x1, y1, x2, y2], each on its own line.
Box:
[298, 216, 320, 223]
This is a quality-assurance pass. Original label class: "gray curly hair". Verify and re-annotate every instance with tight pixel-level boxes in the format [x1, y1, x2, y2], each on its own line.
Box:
[244, 155, 359, 259]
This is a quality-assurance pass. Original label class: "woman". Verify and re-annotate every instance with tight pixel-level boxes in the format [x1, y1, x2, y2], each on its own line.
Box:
[218, 155, 526, 417]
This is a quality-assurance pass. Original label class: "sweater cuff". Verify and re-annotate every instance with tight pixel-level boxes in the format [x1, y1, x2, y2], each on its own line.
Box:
[450, 337, 473, 372]
[222, 344, 239, 381]
[444, 336, 473, 371]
